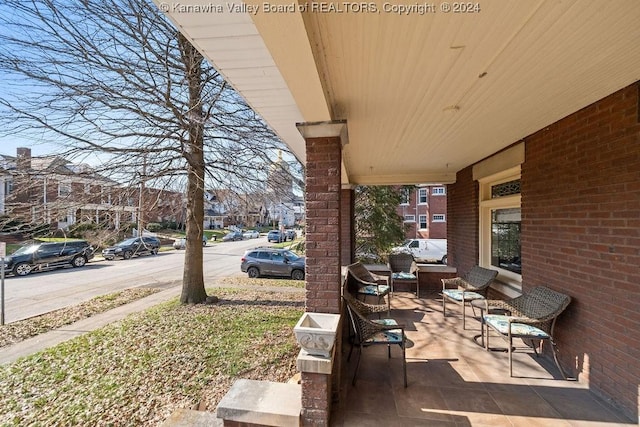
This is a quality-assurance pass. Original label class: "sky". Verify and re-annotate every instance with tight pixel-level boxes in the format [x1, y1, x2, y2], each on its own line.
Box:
[1, 139, 61, 158]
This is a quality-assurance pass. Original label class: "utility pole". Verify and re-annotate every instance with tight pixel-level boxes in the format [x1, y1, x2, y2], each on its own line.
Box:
[137, 155, 147, 236]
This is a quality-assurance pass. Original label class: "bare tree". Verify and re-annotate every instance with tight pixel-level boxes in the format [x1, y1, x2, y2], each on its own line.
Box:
[0, 0, 301, 303]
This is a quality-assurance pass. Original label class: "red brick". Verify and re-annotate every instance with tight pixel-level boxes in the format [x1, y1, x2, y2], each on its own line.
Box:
[448, 81, 640, 420]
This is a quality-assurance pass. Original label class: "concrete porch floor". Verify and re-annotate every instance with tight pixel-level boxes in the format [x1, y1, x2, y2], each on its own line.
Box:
[331, 291, 635, 427]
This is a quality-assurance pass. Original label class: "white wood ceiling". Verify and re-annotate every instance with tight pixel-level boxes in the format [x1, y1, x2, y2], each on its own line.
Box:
[156, 0, 640, 185]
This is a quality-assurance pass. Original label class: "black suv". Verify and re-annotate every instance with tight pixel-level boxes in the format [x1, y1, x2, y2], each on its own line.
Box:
[5, 240, 95, 276]
[240, 247, 305, 280]
[102, 236, 161, 260]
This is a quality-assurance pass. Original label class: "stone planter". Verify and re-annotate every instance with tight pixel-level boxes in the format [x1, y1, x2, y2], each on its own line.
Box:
[293, 312, 340, 358]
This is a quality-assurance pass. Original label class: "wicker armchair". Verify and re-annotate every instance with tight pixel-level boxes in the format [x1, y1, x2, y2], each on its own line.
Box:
[387, 252, 418, 296]
[343, 291, 407, 387]
[441, 266, 498, 329]
[478, 286, 572, 378]
[345, 262, 391, 312]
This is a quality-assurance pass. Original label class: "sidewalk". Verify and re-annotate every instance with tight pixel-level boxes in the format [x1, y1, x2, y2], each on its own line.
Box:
[0, 285, 182, 365]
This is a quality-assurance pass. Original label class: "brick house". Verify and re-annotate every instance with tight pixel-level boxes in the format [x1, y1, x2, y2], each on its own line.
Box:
[159, 4, 640, 425]
[398, 185, 447, 240]
[0, 147, 185, 232]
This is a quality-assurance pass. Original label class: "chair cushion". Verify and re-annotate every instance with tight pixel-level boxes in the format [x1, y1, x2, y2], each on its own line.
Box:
[442, 289, 485, 302]
[358, 284, 390, 296]
[367, 319, 403, 343]
[391, 272, 416, 280]
[484, 314, 550, 338]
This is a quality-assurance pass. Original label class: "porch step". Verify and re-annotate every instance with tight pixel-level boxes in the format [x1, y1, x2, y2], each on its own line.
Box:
[216, 379, 301, 426]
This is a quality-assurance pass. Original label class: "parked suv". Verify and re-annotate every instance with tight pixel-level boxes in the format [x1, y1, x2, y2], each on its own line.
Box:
[241, 247, 305, 280]
[102, 236, 160, 260]
[4, 240, 94, 276]
[267, 230, 284, 243]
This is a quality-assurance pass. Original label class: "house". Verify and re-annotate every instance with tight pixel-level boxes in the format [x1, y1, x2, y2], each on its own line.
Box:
[158, 4, 640, 425]
[398, 185, 447, 240]
[204, 151, 305, 229]
[0, 147, 185, 233]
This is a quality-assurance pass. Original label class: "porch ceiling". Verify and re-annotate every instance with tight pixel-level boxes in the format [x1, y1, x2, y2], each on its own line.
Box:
[156, 0, 640, 185]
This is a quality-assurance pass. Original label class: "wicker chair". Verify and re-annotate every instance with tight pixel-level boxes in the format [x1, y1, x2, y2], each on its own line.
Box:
[441, 266, 498, 329]
[343, 291, 407, 387]
[345, 262, 391, 312]
[478, 286, 572, 378]
[387, 252, 418, 296]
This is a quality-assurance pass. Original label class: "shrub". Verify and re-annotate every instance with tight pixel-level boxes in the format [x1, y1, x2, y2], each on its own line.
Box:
[146, 222, 162, 232]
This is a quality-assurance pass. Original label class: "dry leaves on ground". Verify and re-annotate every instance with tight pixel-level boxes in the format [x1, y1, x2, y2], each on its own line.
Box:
[0, 287, 304, 426]
[0, 287, 159, 348]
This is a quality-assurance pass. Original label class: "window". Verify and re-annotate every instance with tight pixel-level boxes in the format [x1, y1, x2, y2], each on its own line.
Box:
[418, 214, 428, 229]
[418, 188, 428, 204]
[403, 214, 415, 222]
[58, 182, 71, 197]
[432, 187, 446, 195]
[5, 179, 13, 194]
[478, 167, 522, 288]
[432, 214, 445, 222]
[100, 187, 112, 204]
[400, 188, 410, 205]
[84, 183, 91, 194]
[491, 208, 521, 274]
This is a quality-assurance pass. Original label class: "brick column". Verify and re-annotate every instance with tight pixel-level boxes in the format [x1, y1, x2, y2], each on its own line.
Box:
[297, 121, 346, 426]
[340, 187, 355, 266]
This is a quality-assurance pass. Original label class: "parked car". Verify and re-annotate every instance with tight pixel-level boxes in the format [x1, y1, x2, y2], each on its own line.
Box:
[4, 240, 95, 276]
[173, 235, 208, 250]
[102, 236, 160, 260]
[222, 231, 244, 242]
[285, 229, 297, 241]
[243, 229, 260, 239]
[267, 230, 284, 243]
[241, 247, 305, 280]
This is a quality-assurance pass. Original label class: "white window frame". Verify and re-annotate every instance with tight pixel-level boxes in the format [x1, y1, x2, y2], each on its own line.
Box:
[58, 182, 72, 197]
[418, 188, 428, 204]
[478, 166, 522, 292]
[432, 214, 446, 222]
[418, 214, 428, 229]
[403, 214, 415, 222]
[432, 186, 446, 195]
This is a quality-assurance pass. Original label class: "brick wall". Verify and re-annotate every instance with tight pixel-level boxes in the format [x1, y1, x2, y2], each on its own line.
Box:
[448, 82, 640, 419]
[428, 190, 448, 239]
[397, 186, 448, 240]
[447, 167, 479, 274]
[300, 372, 331, 426]
[522, 82, 640, 418]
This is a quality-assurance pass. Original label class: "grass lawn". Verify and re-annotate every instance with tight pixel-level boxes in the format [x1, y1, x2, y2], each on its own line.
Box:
[0, 287, 304, 426]
[0, 288, 160, 348]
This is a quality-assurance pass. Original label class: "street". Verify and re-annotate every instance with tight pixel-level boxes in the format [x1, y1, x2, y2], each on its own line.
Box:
[1, 237, 268, 323]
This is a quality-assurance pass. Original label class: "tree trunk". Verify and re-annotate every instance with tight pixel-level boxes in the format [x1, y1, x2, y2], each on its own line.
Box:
[179, 33, 207, 304]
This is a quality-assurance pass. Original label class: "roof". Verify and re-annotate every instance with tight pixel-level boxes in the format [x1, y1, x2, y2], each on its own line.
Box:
[157, 1, 640, 185]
